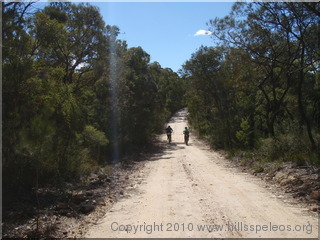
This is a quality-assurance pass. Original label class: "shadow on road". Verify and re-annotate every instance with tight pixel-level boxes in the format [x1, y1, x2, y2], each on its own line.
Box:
[148, 139, 190, 162]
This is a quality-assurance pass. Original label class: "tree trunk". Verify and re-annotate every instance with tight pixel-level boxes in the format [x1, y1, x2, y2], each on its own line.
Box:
[297, 42, 316, 151]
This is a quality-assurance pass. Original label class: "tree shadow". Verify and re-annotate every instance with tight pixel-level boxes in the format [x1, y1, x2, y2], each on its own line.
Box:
[148, 140, 189, 162]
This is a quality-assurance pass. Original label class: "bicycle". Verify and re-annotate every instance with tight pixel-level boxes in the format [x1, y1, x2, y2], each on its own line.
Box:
[184, 134, 189, 145]
[167, 133, 172, 143]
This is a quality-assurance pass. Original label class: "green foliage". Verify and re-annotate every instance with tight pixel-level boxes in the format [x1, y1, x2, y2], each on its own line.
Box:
[257, 133, 313, 164]
[182, 46, 243, 149]
[236, 118, 253, 148]
[3, 2, 186, 202]
[183, 3, 319, 164]
[82, 125, 109, 146]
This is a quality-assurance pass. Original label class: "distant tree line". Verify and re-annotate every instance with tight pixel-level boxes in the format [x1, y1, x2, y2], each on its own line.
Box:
[181, 2, 319, 165]
[3, 2, 185, 199]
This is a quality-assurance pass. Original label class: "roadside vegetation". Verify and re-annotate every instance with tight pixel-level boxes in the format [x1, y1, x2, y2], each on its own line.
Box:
[181, 2, 319, 168]
[3, 2, 185, 205]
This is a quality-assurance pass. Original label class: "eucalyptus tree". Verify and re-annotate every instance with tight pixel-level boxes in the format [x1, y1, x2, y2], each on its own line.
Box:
[209, 2, 319, 152]
[2, 2, 38, 193]
[2, 1, 188, 202]
[3, 2, 114, 193]
[182, 46, 237, 148]
[249, 2, 318, 151]
[260, 2, 319, 151]
[31, 3, 109, 88]
[210, 3, 288, 137]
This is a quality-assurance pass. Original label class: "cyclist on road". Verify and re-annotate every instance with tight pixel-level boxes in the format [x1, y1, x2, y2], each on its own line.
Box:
[183, 127, 190, 145]
[165, 126, 173, 143]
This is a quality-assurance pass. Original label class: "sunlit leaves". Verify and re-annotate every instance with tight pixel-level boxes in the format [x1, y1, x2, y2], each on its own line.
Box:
[82, 125, 109, 146]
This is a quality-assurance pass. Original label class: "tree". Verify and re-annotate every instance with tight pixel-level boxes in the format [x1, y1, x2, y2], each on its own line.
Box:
[208, 2, 319, 151]
[182, 46, 237, 148]
[31, 3, 108, 88]
[2, 1, 187, 208]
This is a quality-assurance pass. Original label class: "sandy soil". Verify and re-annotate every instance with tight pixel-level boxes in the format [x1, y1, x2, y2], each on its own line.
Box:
[85, 109, 319, 238]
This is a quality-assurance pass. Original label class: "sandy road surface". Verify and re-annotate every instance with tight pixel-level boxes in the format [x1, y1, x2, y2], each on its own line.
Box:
[86, 109, 318, 238]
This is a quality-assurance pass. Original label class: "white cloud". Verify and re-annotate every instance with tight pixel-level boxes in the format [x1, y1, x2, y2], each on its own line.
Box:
[194, 30, 213, 36]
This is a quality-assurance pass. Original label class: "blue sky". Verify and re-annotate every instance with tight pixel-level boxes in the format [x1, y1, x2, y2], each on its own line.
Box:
[91, 2, 234, 72]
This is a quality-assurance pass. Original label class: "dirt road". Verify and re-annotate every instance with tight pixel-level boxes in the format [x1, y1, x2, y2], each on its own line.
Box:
[86, 109, 318, 238]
